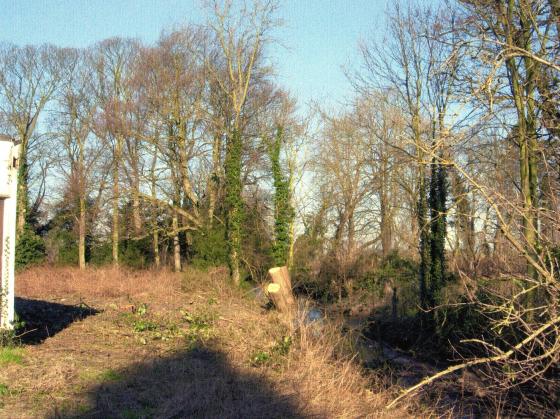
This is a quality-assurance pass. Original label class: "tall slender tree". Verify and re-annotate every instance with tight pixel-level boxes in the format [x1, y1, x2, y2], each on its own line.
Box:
[0, 44, 63, 234]
[206, 0, 278, 283]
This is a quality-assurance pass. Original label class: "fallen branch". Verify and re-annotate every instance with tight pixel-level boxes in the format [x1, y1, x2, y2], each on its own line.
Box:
[386, 314, 560, 409]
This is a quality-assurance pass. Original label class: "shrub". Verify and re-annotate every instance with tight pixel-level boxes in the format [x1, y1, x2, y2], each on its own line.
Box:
[88, 240, 112, 266]
[88, 238, 153, 269]
[120, 237, 153, 269]
[355, 251, 418, 317]
[44, 228, 78, 266]
[190, 225, 229, 270]
[15, 225, 45, 270]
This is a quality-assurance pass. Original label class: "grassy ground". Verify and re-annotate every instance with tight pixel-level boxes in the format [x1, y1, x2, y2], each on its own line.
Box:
[0, 266, 423, 419]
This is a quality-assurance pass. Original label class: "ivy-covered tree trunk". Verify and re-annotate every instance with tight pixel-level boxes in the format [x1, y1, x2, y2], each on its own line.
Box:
[429, 157, 447, 308]
[269, 127, 295, 267]
[16, 144, 29, 236]
[418, 171, 431, 314]
[225, 129, 243, 284]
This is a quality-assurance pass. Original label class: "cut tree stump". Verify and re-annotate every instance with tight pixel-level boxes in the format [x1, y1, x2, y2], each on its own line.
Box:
[266, 266, 295, 314]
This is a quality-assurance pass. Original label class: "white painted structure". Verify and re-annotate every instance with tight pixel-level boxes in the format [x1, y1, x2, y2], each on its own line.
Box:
[0, 135, 20, 329]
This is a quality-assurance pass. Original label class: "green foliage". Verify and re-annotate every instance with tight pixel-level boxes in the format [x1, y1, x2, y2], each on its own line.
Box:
[182, 309, 216, 347]
[119, 237, 153, 269]
[87, 238, 153, 268]
[268, 126, 295, 267]
[132, 319, 159, 332]
[41, 195, 86, 266]
[0, 331, 18, 348]
[191, 224, 229, 269]
[135, 303, 148, 316]
[250, 350, 271, 366]
[377, 252, 417, 281]
[12, 312, 25, 332]
[224, 129, 244, 279]
[0, 347, 24, 365]
[0, 384, 9, 396]
[88, 240, 112, 266]
[99, 369, 123, 382]
[413, 159, 449, 329]
[435, 293, 486, 345]
[129, 302, 158, 332]
[45, 228, 78, 266]
[0, 313, 24, 347]
[429, 161, 448, 308]
[273, 335, 292, 356]
[15, 225, 45, 270]
[118, 302, 186, 344]
[250, 335, 292, 367]
[41, 195, 154, 268]
[357, 253, 416, 290]
[357, 252, 419, 317]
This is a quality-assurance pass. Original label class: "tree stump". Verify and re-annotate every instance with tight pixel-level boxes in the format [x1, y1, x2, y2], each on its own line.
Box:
[266, 266, 295, 314]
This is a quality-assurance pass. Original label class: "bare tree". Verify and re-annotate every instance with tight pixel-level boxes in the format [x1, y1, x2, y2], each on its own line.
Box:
[0, 43, 63, 233]
[206, 0, 279, 283]
[91, 37, 140, 265]
[50, 48, 106, 269]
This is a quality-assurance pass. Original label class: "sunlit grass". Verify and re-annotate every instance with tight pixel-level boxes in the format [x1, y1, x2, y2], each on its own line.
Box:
[0, 347, 23, 365]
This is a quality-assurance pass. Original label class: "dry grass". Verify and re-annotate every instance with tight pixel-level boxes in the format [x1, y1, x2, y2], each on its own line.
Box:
[0, 265, 424, 418]
[17, 265, 183, 302]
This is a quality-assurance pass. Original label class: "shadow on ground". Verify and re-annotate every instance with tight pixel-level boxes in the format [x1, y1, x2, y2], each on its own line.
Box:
[15, 297, 99, 344]
[55, 345, 305, 419]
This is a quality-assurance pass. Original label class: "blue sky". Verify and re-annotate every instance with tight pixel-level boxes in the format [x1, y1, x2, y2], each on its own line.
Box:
[0, 0, 390, 106]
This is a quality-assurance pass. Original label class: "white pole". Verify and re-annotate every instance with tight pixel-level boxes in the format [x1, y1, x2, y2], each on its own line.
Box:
[0, 138, 19, 330]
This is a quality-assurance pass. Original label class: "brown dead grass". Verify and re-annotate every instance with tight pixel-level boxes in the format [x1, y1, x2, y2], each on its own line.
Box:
[17, 265, 183, 302]
[0, 265, 425, 418]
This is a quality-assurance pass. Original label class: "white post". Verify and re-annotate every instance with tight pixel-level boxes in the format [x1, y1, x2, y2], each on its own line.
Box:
[0, 136, 20, 330]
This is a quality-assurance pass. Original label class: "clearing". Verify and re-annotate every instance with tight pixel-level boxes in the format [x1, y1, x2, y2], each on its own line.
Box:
[0, 266, 424, 419]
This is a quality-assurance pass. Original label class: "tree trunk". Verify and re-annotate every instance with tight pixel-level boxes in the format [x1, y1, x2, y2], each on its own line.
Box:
[78, 196, 86, 270]
[418, 171, 431, 311]
[172, 213, 181, 272]
[153, 228, 160, 268]
[208, 134, 222, 224]
[112, 136, 122, 265]
[287, 220, 295, 269]
[269, 127, 294, 267]
[380, 189, 392, 258]
[150, 145, 160, 268]
[379, 147, 393, 258]
[225, 129, 243, 284]
[131, 172, 142, 236]
[412, 109, 431, 314]
[501, 2, 539, 276]
[16, 140, 28, 236]
[266, 266, 295, 315]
